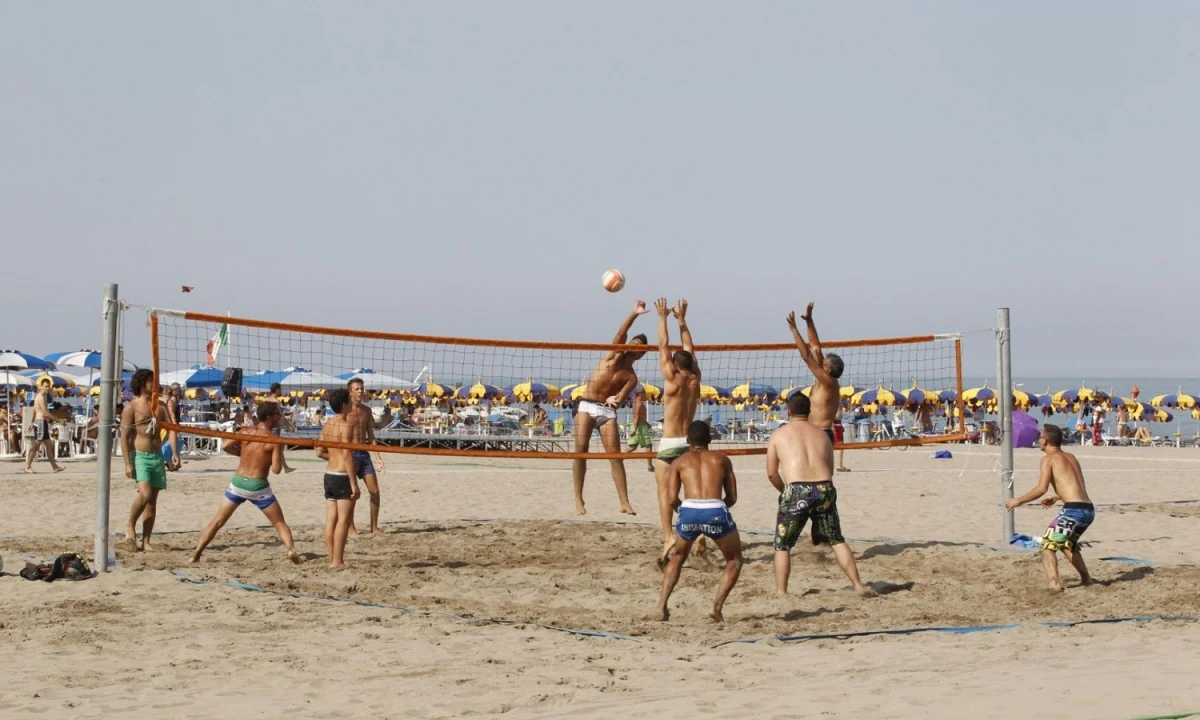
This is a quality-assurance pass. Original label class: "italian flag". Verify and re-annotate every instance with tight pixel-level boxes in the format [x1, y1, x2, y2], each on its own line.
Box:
[206, 324, 229, 365]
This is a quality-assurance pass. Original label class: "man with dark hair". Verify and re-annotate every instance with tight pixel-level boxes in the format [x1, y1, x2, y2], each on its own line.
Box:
[653, 297, 705, 567]
[655, 420, 742, 623]
[191, 402, 302, 564]
[1006, 424, 1094, 591]
[768, 391, 875, 598]
[573, 300, 649, 516]
[317, 388, 360, 568]
[121, 368, 177, 551]
[345, 377, 382, 536]
[262, 382, 297, 474]
[786, 302, 845, 445]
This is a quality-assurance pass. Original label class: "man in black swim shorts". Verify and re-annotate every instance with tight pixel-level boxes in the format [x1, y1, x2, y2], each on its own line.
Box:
[317, 388, 359, 569]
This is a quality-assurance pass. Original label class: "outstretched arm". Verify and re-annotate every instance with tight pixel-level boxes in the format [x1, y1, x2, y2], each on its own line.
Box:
[655, 298, 676, 381]
[1006, 457, 1053, 508]
[788, 311, 834, 386]
[608, 299, 648, 351]
[673, 299, 699, 377]
[801, 302, 824, 364]
[606, 375, 639, 409]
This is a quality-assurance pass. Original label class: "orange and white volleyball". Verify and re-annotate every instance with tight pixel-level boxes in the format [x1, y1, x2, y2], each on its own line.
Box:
[601, 268, 625, 292]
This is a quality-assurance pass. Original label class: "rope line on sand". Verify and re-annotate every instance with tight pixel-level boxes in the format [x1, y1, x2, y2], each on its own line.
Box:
[167, 569, 645, 643]
[1115, 712, 1200, 720]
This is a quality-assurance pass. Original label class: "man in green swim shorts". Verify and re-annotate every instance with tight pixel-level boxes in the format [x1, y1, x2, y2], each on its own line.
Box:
[625, 387, 654, 472]
[191, 402, 302, 565]
[121, 369, 177, 551]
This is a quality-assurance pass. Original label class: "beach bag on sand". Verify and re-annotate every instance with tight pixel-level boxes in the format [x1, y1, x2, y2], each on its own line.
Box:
[19, 553, 93, 582]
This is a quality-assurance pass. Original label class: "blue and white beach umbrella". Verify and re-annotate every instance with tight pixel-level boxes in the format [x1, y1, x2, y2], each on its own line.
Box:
[43, 350, 138, 372]
[0, 350, 53, 370]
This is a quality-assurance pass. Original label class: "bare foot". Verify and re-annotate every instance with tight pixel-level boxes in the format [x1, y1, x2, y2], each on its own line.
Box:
[52, 466, 65, 473]
[22, 468, 34, 474]
[1079, 578, 1092, 587]
[190, 551, 202, 564]
[709, 607, 725, 623]
[284, 467, 296, 474]
[646, 465, 655, 472]
[347, 528, 360, 538]
[141, 539, 154, 552]
[575, 501, 587, 516]
[837, 466, 850, 472]
[329, 562, 347, 570]
[288, 550, 303, 565]
[371, 528, 384, 537]
[1047, 582, 1064, 593]
[854, 585, 879, 598]
[775, 591, 789, 598]
[652, 607, 670, 622]
[620, 504, 637, 515]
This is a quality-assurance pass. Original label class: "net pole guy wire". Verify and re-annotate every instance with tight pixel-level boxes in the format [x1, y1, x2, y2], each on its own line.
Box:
[149, 308, 967, 460]
[998, 308, 1015, 543]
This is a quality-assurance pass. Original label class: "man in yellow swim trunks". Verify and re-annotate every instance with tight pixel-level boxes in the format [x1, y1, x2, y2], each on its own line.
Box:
[121, 368, 177, 551]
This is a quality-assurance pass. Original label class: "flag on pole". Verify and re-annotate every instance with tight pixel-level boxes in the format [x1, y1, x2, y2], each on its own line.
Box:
[206, 324, 229, 365]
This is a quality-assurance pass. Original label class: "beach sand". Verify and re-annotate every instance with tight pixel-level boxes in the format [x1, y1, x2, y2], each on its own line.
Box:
[2, 444, 1199, 719]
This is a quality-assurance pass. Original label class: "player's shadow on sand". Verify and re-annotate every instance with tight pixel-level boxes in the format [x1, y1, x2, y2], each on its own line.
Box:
[385, 524, 471, 535]
[1094, 566, 1154, 587]
[859, 540, 991, 560]
[742, 606, 846, 623]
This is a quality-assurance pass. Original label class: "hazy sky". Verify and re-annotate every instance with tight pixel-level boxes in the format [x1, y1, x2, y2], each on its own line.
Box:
[2, 2, 1197, 378]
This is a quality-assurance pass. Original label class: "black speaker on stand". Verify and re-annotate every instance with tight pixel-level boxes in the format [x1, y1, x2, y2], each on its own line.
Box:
[221, 368, 243, 398]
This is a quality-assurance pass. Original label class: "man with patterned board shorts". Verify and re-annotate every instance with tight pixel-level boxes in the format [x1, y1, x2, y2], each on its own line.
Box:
[767, 392, 876, 598]
[1006, 424, 1094, 591]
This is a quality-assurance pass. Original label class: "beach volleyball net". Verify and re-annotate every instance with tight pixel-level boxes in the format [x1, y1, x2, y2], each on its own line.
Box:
[149, 308, 966, 458]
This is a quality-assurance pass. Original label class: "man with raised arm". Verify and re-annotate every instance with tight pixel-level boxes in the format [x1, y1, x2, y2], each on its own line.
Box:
[191, 402, 302, 565]
[768, 392, 875, 598]
[653, 297, 704, 567]
[120, 369, 178, 551]
[1005, 424, 1095, 591]
[573, 300, 649, 516]
[786, 302, 846, 445]
[654, 420, 742, 623]
[346, 378, 383, 537]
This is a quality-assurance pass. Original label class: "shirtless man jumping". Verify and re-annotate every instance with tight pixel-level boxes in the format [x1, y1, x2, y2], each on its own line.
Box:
[190, 402, 302, 565]
[317, 388, 360, 568]
[1006, 424, 1094, 591]
[346, 378, 383, 536]
[655, 420, 742, 623]
[786, 302, 846, 447]
[768, 392, 875, 598]
[121, 369, 177, 551]
[653, 297, 703, 566]
[572, 300, 648, 516]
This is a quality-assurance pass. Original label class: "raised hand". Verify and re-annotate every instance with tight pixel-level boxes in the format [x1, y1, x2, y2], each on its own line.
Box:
[633, 300, 648, 315]
[787, 311, 798, 330]
[801, 301, 815, 323]
[672, 298, 688, 321]
[655, 297, 670, 318]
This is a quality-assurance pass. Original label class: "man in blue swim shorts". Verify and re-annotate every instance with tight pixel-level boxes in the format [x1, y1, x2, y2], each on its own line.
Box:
[1006, 424, 1094, 591]
[654, 421, 743, 623]
[191, 402, 302, 565]
[347, 378, 383, 537]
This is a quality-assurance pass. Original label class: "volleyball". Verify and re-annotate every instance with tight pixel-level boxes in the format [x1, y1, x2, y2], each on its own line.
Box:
[601, 268, 625, 293]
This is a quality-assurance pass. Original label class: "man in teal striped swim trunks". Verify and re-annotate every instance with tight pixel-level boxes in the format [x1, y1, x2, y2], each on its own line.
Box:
[121, 369, 178, 551]
[191, 402, 302, 564]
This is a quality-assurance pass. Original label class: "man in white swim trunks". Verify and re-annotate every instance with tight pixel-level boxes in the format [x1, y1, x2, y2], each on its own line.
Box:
[653, 298, 704, 567]
[572, 299, 649, 516]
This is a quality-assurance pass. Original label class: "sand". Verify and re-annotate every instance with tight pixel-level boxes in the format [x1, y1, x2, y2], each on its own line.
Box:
[2, 444, 1200, 719]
